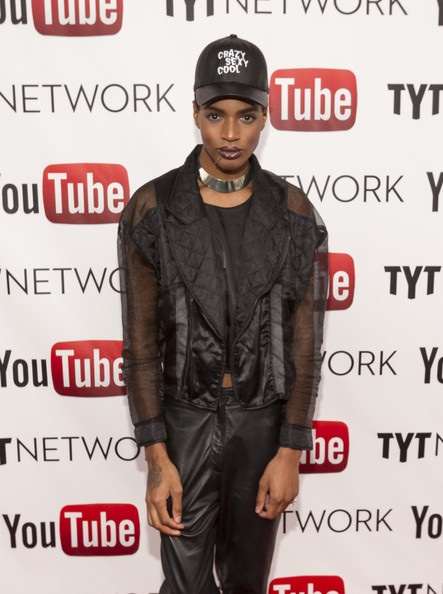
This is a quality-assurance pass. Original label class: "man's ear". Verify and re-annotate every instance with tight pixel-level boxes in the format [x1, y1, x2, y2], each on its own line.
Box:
[193, 101, 200, 128]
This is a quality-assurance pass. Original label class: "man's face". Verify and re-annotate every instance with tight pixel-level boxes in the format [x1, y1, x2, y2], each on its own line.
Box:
[193, 98, 267, 178]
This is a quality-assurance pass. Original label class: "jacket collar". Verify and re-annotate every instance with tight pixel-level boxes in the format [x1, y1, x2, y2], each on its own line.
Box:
[164, 146, 289, 338]
[165, 147, 206, 224]
[165, 145, 285, 230]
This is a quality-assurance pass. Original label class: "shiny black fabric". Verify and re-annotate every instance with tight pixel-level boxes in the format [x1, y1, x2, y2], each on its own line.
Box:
[118, 146, 328, 449]
[159, 395, 282, 594]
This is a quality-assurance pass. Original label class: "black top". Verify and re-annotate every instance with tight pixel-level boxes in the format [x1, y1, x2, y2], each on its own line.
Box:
[204, 198, 252, 368]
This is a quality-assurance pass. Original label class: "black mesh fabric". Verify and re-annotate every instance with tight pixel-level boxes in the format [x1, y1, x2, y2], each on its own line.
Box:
[118, 183, 167, 445]
[280, 185, 328, 448]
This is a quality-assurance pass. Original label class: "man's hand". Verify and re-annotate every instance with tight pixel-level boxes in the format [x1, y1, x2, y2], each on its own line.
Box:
[145, 442, 184, 535]
[255, 447, 302, 520]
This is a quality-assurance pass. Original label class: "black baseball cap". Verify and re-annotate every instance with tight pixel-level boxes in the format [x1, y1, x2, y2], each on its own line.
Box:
[194, 34, 269, 107]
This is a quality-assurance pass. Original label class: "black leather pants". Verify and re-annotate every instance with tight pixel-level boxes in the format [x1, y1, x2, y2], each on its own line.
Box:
[159, 392, 282, 594]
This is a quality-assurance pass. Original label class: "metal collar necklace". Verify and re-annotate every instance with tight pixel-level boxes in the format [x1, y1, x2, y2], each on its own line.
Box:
[198, 163, 252, 193]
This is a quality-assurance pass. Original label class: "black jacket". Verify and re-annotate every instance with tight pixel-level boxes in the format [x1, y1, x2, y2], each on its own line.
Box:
[118, 146, 328, 449]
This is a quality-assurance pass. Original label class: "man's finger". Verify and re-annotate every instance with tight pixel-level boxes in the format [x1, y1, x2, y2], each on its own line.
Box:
[156, 500, 184, 531]
[171, 490, 183, 524]
[148, 502, 183, 535]
[258, 497, 286, 520]
[255, 483, 269, 514]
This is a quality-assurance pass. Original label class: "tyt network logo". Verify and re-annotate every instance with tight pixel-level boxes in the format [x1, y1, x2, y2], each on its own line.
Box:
[384, 266, 441, 299]
[388, 83, 443, 119]
[270, 69, 357, 132]
[0, 434, 139, 465]
[43, 163, 129, 223]
[322, 349, 396, 376]
[300, 421, 349, 473]
[269, 575, 345, 594]
[31, 0, 123, 36]
[164, 0, 408, 21]
[373, 585, 441, 594]
[327, 253, 355, 311]
[51, 340, 125, 397]
[377, 432, 442, 462]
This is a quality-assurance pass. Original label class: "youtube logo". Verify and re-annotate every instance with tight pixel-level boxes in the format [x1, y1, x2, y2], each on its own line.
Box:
[270, 68, 357, 132]
[59, 503, 139, 556]
[51, 340, 125, 397]
[42, 163, 129, 224]
[31, 0, 123, 36]
[269, 576, 345, 594]
[327, 253, 355, 311]
[300, 421, 349, 474]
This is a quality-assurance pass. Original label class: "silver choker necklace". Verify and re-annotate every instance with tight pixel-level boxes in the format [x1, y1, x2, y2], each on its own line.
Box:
[198, 164, 252, 193]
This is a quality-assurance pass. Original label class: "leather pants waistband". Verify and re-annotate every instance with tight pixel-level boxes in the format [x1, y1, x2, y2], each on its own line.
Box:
[220, 387, 237, 405]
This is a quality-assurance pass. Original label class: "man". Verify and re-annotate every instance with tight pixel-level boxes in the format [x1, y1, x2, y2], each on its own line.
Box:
[118, 34, 328, 594]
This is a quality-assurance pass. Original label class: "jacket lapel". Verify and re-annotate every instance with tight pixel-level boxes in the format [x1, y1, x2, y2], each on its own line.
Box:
[235, 160, 289, 335]
[164, 148, 225, 338]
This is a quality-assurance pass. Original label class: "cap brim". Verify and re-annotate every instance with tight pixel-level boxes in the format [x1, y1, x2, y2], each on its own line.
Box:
[195, 83, 268, 107]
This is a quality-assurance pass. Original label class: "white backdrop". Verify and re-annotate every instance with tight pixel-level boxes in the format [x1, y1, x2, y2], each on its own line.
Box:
[1, 1, 442, 593]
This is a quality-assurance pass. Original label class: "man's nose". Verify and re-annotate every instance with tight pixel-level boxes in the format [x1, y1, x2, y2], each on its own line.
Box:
[221, 118, 240, 141]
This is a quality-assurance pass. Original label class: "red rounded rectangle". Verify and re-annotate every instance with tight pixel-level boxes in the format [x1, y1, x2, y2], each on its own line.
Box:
[269, 575, 345, 594]
[59, 503, 139, 556]
[270, 68, 357, 132]
[300, 421, 349, 474]
[327, 253, 355, 311]
[32, 0, 123, 36]
[43, 163, 129, 224]
[51, 340, 126, 397]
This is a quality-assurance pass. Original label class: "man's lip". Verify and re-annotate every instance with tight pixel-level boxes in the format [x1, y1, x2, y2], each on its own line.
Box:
[217, 147, 242, 159]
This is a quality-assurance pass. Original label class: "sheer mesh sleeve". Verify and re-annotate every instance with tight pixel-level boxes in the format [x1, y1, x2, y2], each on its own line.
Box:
[279, 187, 328, 450]
[118, 183, 166, 447]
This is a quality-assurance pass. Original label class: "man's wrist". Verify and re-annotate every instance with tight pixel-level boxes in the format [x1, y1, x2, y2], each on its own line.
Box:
[277, 446, 303, 464]
[144, 442, 168, 463]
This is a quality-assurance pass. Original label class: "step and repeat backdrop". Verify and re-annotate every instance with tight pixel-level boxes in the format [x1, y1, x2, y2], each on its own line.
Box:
[1, 1, 442, 593]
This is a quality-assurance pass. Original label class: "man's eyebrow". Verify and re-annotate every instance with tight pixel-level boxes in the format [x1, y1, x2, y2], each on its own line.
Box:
[203, 105, 260, 114]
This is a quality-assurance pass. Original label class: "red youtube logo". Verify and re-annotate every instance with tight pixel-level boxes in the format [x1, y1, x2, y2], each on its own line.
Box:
[269, 575, 345, 594]
[326, 253, 355, 311]
[270, 69, 357, 132]
[51, 340, 125, 397]
[42, 163, 129, 224]
[59, 503, 139, 556]
[31, 0, 123, 36]
[300, 421, 349, 474]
